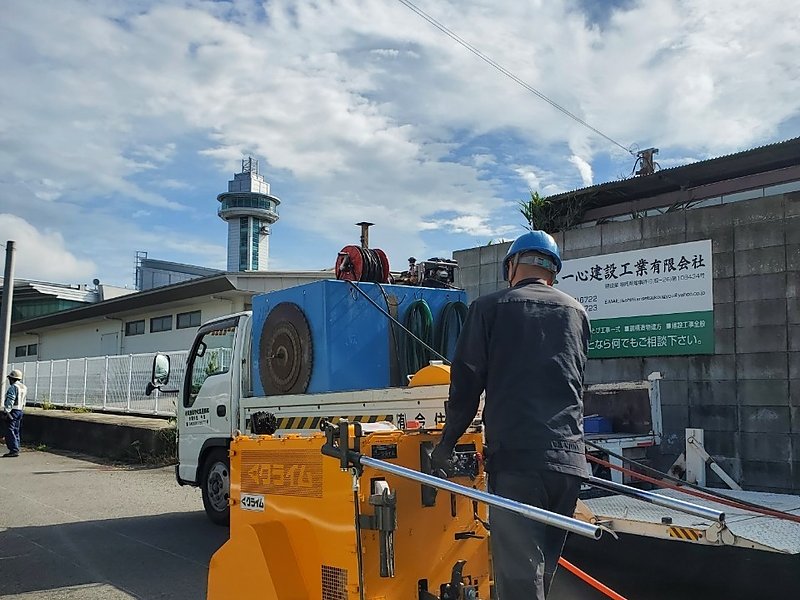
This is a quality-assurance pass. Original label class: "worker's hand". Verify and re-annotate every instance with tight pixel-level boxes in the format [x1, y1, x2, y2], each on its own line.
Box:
[430, 443, 456, 478]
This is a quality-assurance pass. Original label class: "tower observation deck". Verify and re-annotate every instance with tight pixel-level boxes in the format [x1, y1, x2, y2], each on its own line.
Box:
[217, 157, 280, 272]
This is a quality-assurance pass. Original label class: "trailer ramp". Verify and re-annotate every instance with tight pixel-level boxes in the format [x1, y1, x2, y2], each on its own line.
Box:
[583, 489, 800, 554]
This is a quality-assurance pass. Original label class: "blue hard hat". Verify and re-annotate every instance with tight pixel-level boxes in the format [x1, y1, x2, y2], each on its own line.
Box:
[503, 231, 562, 279]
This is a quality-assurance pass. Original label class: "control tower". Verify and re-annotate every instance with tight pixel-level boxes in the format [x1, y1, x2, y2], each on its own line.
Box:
[217, 157, 280, 272]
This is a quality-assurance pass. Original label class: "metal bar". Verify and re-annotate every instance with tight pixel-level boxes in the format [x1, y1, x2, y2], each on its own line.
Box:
[82, 358, 88, 407]
[0, 240, 16, 399]
[687, 432, 742, 491]
[48, 360, 52, 404]
[126, 355, 133, 412]
[103, 356, 108, 410]
[685, 428, 706, 486]
[586, 476, 725, 523]
[33, 360, 38, 401]
[64, 359, 70, 405]
[83, 358, 89, 406]
[359, 455, 602, 539]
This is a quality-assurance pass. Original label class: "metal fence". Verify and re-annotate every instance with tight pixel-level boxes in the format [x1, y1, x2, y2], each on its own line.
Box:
[7, 351, 190, 416]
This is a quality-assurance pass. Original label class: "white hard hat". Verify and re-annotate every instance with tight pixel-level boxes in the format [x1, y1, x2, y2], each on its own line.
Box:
[7, 369, 22, 380]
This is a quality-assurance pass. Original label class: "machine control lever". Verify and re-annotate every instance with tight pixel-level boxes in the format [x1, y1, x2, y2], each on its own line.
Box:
[358, 482, 397, 578]
[454, 531, 483, 540]
[440, 560, 478, 600]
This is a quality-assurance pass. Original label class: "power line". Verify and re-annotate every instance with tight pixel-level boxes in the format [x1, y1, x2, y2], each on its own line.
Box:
[395, 0, 635, 156]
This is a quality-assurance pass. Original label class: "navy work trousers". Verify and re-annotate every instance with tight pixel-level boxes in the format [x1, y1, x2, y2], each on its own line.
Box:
[488, 469, 581, 600]
[5, 409, 23, 454]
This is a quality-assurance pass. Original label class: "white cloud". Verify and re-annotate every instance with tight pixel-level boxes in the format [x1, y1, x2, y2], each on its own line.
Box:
[0, 0, 798, 279]
[515, 167, 541, 191]
[472, 154, 496, 168]
[444, 215, 516, 237]
[0, 214, 95, 281]
[130, 143, 177, 165]
[371, 49, 400, 58]
[569, 155, 593, 187]
[161, 179, 192, 190]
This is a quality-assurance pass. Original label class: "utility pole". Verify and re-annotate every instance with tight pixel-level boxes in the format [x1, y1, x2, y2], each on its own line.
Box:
[0, 240, 16, 399]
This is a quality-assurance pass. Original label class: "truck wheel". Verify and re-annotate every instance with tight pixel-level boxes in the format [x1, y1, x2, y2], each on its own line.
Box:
[201, 448, 230, 526]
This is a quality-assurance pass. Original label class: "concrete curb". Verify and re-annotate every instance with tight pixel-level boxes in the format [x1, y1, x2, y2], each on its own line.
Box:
[15, 407, 175, 462]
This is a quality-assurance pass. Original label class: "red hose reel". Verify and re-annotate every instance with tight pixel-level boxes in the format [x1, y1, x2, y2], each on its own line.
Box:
[335, 245, 390, 283]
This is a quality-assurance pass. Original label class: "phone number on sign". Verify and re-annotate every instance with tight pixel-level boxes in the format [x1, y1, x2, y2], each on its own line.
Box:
[578, 295, 598, 312]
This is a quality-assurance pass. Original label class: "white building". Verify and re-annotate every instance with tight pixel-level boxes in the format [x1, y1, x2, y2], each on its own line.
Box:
[9, 271, 331, 361]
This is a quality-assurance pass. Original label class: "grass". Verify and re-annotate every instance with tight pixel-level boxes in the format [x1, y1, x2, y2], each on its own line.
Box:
[122, 420, 178, 466]
[68, 406, 92, 414]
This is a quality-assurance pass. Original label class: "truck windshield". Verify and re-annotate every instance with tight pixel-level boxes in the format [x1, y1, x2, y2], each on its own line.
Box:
[185, 324, 237, 408]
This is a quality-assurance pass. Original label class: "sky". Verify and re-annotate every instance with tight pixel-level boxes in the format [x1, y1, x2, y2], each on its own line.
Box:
[1, 0, 798, 287]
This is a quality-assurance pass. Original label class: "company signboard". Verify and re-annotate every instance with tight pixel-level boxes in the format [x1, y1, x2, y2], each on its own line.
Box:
[555, 240, 714, 358]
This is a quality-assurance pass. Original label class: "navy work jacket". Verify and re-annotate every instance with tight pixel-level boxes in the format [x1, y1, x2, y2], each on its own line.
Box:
[440, 277, 590, 477]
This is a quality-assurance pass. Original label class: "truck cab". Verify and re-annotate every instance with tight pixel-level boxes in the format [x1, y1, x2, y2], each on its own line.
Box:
[159, 312, 252, 524]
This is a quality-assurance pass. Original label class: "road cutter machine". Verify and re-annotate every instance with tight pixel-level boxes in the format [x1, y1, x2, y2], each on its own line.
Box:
[208, 421, 602, 599]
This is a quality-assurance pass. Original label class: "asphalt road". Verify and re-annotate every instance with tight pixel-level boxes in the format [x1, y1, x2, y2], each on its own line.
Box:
[0, 450, 227, 599]
[20, 448, 791, 600]
[0, 449, 613, 600]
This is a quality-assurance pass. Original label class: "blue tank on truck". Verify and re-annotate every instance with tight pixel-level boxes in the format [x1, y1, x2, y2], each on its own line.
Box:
[251, 279, 467, 395]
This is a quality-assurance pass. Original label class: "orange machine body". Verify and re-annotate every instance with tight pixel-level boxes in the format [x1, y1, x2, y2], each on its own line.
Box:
[208, 430, 490, 599]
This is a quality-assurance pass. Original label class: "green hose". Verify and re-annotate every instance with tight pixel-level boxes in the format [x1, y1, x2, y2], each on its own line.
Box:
[435, 301, 469, 361]
[401, 299, 435, 381]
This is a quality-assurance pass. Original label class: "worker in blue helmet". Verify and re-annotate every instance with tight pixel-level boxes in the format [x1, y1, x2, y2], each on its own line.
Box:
[431, 230, 589, 600]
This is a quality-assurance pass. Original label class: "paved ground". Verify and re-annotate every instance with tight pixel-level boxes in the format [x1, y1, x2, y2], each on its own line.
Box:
[0, 450, 609, 599]
[8, 448, 789, 599]
[0, 450, 227, 599]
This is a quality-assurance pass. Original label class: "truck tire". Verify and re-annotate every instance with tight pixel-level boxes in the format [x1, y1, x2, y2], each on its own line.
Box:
[201, 448, 230, 526]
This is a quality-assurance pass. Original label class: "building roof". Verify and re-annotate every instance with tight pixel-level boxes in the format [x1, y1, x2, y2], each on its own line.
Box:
[139, 257, 222, 277]
[0, 278, 98, 303]
[10, 270, 333, 334]
[546, 137, 800, 211]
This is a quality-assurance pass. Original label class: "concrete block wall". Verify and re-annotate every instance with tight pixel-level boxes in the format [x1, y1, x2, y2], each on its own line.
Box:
[454, 192, 800, 493]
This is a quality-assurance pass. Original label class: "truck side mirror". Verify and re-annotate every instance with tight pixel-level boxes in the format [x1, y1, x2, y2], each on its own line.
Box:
[146, 353, 171, 396]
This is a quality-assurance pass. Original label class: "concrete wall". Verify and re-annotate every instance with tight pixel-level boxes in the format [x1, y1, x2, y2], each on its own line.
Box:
[455, 192, 800, 493]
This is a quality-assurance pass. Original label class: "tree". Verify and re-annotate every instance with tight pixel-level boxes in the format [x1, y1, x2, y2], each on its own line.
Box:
[518, 190, 586, 233]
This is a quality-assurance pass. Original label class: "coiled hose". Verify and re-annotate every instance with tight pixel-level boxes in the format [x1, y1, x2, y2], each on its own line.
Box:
[401, 300, 435, 381]
[435, 301, 468, 361]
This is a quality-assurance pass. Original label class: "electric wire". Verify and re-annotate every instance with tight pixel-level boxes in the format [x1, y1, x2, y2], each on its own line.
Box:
[395, 0, 634, 156]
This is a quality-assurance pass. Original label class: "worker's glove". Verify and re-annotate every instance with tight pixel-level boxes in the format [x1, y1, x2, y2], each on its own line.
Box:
[430, 443, 457, 478]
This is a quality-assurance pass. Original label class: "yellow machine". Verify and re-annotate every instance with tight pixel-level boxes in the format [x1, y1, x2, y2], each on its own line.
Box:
[208, 425, 491, 599]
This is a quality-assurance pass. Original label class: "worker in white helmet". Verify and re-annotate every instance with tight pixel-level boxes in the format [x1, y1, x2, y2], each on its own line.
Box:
[4, 369, 27, 457]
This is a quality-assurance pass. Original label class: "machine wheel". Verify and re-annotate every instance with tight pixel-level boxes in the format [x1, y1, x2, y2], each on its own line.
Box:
[201, 448, 230, 526]
[259, 302, 313, 395]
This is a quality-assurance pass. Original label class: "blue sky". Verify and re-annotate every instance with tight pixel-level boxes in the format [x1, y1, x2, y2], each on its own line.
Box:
[1, 0, 799, 286]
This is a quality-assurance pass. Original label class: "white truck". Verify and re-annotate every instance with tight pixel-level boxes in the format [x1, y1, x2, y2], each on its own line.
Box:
[148, 280, 664, 525]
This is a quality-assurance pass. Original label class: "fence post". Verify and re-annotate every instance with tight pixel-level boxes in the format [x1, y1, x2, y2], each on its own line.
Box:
[64, 359, 70, 405]
[103, 356, 109, 410]
[126, 355, 133, 412]
[82, 358, 88, 407]
[33, 360, 39, 401]
[48, 361, 53, 405]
